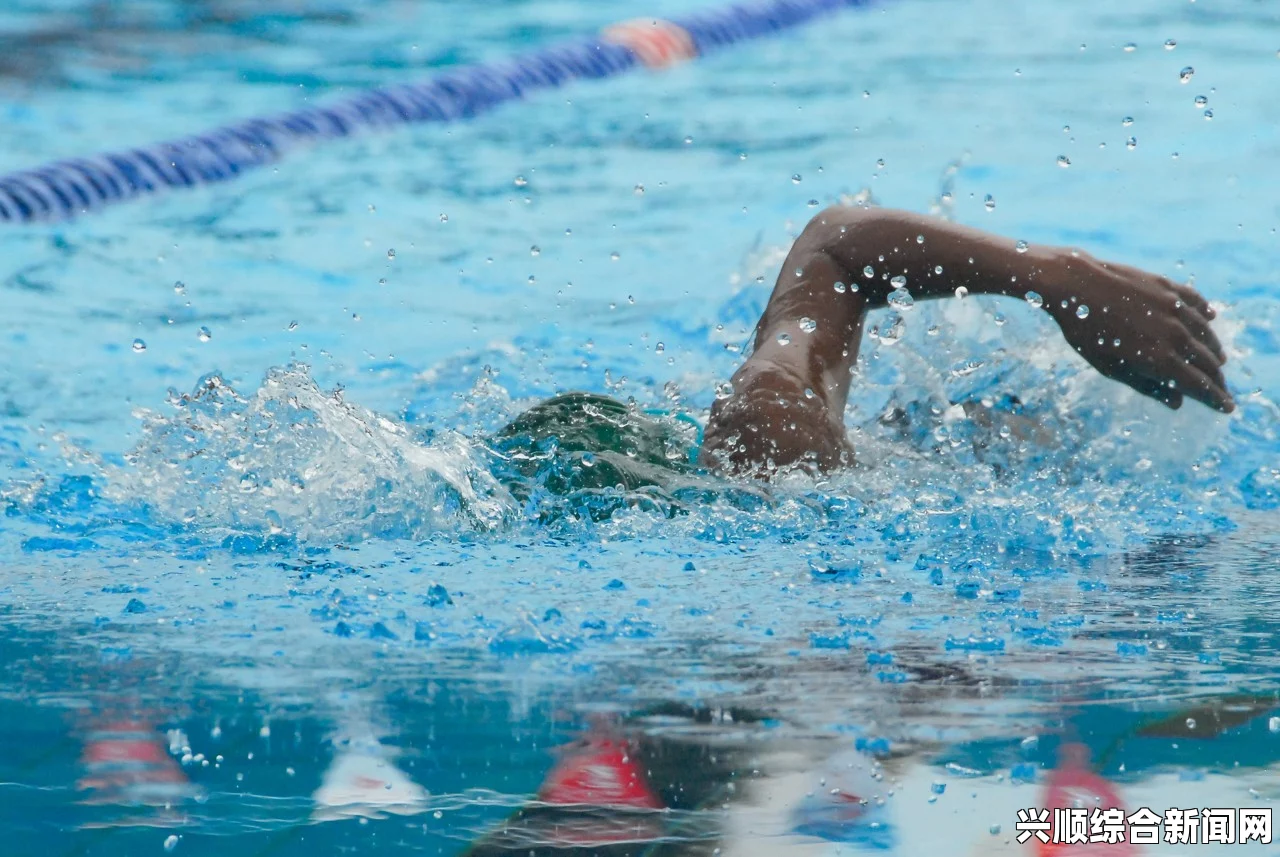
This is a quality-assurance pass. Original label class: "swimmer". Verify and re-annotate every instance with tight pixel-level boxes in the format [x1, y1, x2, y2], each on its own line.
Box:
[494, 205, 1231, 489]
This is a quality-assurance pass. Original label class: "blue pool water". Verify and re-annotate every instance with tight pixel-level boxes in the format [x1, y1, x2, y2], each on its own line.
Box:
[2, 1, 1280, 854]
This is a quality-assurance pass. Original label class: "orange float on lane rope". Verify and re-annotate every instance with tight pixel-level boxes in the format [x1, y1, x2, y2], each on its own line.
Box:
[602, 19, 698, 68]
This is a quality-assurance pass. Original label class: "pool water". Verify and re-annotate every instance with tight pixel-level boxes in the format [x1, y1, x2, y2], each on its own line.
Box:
[2, 0, 1280, 854]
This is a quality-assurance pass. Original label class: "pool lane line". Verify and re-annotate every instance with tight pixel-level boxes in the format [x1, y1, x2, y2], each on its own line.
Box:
[0, 0, 875, 224]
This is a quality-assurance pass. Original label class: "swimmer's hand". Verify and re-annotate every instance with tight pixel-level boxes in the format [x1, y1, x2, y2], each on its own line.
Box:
[1040, 249, 1233, 412]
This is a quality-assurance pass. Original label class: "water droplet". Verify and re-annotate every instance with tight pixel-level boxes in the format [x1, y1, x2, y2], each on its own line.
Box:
[439, 213, 448, 223]
[715, 381, 735, 400]
[799, 317, 817, 333]
[833, 281, 847, 294]
[890, 275, 907, 288]
[807, 199, 820, 208]
[776, 332, 792, 346]
[1186, 718, 1197, 730]
[1179, 66, 1195, 83]
[1015, 240, 1029, 253]
[610, 251, 620, 261]
[132, 338, 147, 353]
[791, 174, 802, 184]
[634, 184, 645, 196]
[164, 835, 180, 852]
[916, 234, 925, 244]
[1076, 305, 1091, 319]
[1126, 137, 1137, 150]
[197, 326, 211, 343]
[1057, 155, 1071, 168]
[993, 311, 1007, 326]
[934, 265, 944, 275]
[983, 194, 996, 211]
[684, 135, 694, 145]
[530, 245, 541, 256]
[1122, 116, 1134, 127]
[1203, 108, 1213, 120]
[990, 824, 1002, 835]
[954, 286, 969, 299]
[931, 781, 947, 795]
[287, 321, 299, 331]
[513, 175, 528, 187]
[863, 265, 875, 279]
[1194, 94, 1208, 106]
[1269, 716, 1280, 733]
[1123, 42, 1136, 52]
[874, 313, 905, 344]
[386, 249, 396, 260]
[655, 341, 665, 353]
[1024, 291, 1044, 308]
[173, 280, 186, 295]
[1164, 39, 1177, 50]
[888, 289, 915, 311]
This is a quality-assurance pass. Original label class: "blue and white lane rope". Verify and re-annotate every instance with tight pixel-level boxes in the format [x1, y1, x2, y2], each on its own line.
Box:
[0, 0, 873, 224]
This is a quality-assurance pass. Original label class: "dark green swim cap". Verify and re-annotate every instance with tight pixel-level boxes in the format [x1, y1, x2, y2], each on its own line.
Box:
[490, 392, 699, 497]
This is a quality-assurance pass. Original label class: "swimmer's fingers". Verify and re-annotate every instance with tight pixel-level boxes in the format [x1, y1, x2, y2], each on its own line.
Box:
[1104, 262, 1213, 317]
[1177, 303, 1226, 362]
[1129, 375, 1184, 410]
[1165, 356, 1234, 413]
[1168, 279, 1215, 320]
[1120, 334, 1231, 412]
[1180, 334, 1228, 393]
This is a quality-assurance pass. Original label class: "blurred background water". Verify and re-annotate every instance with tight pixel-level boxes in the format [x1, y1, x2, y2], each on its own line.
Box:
[1, 0, 1279, 854]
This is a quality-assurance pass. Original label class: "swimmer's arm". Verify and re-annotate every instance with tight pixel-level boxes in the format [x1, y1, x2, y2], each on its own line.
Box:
[700, 205, 1231, 475]
[798, 206, 1231, 410]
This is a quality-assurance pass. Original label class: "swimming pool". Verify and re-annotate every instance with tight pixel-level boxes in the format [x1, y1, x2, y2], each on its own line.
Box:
[2, 0, 1279, 853]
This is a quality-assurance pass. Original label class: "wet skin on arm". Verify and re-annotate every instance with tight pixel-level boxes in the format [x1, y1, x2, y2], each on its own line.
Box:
[699, 205, 1232, 476]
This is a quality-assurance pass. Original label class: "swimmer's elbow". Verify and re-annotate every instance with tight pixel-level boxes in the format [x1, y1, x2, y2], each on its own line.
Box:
[795, 204, 888, 257]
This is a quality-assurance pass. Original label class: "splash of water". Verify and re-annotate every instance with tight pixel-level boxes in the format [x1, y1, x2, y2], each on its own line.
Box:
[104, 364, 513, 543]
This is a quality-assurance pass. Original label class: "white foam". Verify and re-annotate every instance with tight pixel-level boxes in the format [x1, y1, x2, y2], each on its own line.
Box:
[104, 363, 513, 543]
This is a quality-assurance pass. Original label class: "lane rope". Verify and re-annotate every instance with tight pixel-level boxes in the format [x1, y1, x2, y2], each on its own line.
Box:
[0, 0, 873, 223]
